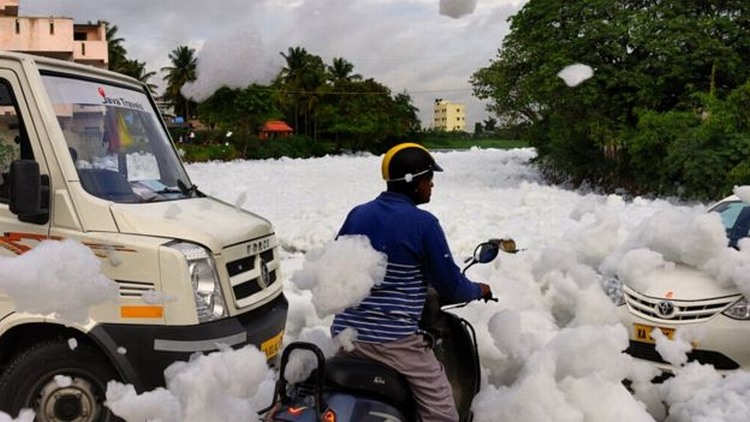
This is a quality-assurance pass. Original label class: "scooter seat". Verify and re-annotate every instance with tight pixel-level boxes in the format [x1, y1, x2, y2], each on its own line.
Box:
[323, 356, 414, 412]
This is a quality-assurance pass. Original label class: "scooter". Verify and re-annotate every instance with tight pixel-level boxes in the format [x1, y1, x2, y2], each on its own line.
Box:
[261, 238, 518, 422]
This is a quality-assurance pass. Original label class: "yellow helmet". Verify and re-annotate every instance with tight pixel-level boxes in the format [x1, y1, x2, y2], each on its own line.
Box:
[381, 143, 443, 183]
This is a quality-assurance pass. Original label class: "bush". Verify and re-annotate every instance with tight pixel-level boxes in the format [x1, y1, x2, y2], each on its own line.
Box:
[624, 87, 750, 200]
[628, 110, 699, 195]
[727, 161, 750, 190]
[177, 134, 337, 162]
[177, 143, 238, 162]
[250, 135, 331, 159]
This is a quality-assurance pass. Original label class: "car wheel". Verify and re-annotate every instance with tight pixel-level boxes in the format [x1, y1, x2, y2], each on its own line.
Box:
[0, 339, 121, 421]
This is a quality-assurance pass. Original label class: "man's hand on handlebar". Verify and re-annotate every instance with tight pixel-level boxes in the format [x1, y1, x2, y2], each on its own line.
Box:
[478, 282, 496, 302]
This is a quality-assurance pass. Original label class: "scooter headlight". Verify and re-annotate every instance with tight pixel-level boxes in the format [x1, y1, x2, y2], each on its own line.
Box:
[723, 297, 750, 320]
[601, 274, 625, 306]
[170, 242, 227, 322]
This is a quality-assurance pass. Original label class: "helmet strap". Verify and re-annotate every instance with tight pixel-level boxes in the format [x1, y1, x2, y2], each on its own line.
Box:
[386, 168, 431, 183]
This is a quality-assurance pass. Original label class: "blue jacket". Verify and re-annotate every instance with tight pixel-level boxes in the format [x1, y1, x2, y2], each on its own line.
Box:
[331, 191, 482, 343]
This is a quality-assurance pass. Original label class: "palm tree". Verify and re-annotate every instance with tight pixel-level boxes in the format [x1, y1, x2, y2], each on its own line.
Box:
[278, 46, 309, 85]
[276, 46, 329, 137]
[121, 59, 158, 94]
[328, 57, 361, 83]
[304, 68, 332, 140]
[103, 21, 128, 73]
[276, 46, 310, 132]
[161, 45, 197, 119]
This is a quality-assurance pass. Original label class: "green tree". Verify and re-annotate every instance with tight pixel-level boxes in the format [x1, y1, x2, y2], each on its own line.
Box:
[471, 0, 750, 197]
[483, 117, 497, 132]
[165, 45, 418, 158]
[390, 92, 421, 139]
[103, 21, 128, 74]
[276, 46, 311, 134]
[119, 59, 158, 94]
[328, 57, 362, 83]
[197, 85, 281, 157]
[161, 45, 198, 120]
[275, 46, 329, 139]
[317, 79, 420, 151]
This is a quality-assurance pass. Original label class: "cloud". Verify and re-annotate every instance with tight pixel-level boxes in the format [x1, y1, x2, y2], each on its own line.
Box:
[21, 0, 527, 128]
[182, 28, 282, 102]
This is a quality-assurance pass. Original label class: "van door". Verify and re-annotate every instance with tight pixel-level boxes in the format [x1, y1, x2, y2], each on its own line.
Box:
[0, 69, 51, 257]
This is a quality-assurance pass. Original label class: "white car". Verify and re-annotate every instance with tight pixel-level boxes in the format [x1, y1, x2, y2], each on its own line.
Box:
[616, 193, 750, 373]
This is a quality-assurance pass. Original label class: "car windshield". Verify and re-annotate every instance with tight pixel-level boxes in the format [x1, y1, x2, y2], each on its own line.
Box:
[41, 73, 193, 203]
[711, 200, 750, 248]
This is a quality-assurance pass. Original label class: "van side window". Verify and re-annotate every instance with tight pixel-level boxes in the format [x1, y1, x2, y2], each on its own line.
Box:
[0, 79, 30, 203]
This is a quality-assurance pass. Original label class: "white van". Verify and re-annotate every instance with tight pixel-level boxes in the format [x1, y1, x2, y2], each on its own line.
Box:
[0, 51, 287, 420]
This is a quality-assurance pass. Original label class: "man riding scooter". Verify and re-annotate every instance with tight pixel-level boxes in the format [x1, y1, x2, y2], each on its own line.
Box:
[331, 143, 493, 421]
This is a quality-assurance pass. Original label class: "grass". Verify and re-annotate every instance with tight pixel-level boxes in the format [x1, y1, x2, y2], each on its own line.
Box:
[421, 138, 530, 150]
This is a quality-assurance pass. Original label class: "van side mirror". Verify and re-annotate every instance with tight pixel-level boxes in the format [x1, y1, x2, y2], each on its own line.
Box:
[9, 159, 49, 224]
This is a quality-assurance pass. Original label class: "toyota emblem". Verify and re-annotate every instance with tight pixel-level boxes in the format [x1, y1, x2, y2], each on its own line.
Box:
[655, 300, 677, 319]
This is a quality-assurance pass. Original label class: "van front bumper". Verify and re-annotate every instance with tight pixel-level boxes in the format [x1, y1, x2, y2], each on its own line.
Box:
[90, 293, 288, 391]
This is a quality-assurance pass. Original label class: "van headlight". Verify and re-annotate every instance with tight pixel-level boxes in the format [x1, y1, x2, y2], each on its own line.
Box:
[601, 274, 625, 306]
[723, 297, 750, 320]
[170, 242, 227, 322]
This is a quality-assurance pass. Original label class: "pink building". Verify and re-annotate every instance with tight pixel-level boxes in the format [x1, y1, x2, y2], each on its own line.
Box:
[0, 0, 108, 68]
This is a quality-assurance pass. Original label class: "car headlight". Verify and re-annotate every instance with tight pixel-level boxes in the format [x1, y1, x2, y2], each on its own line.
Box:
[601, 274, 625, 306]
[170, 242, 227, 322]
[723, 297, 750, 320]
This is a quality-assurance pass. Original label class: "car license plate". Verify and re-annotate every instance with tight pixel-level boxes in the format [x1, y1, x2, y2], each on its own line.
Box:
[633, 323, 675, 344]
[261, 330, 284, 359]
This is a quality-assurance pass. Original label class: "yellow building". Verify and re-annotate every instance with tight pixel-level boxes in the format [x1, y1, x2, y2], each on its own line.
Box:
[433, 98, 466, 131]
[0, 0, 108, 68]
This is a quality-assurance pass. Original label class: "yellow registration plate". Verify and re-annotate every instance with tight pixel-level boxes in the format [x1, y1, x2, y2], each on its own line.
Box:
[633, 323, 674, 344]
[261, 331, 284, 359]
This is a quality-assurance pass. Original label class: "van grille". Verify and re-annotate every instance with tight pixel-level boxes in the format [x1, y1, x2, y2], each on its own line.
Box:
[232, 269, 277, 300]
[623, 286, 739, 322]
[116, 280, 156, 298]
[223, 236, 279, 308]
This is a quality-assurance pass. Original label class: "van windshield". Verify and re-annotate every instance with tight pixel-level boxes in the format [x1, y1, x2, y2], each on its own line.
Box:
[41, 73, 194, 203]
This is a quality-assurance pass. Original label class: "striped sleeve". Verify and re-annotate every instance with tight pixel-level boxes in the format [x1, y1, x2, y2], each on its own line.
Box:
[331, 263, 427, 343]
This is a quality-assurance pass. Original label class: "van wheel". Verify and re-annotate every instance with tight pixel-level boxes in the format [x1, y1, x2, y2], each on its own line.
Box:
[0, 339, 120, 422]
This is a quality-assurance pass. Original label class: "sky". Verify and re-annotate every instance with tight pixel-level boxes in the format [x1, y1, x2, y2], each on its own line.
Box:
[4, 148, 750, 420]
[20, 0, 528, 129]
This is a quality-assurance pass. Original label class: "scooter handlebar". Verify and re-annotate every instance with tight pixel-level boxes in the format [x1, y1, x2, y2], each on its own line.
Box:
[442, 293, 498, 311]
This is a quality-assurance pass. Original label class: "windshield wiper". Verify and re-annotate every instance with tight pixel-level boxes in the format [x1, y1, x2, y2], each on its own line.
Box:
[177, 178, 200, 197]
[154, 187, 183, 195]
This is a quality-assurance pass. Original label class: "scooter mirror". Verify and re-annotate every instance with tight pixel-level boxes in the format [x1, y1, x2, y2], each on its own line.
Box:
[464, 238, 519, 274]
[474, 242, 499, 263]
[498, 238, 517, 254]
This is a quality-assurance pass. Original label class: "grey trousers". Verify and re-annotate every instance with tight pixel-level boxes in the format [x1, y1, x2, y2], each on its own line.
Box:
[339, 333, 459, 422]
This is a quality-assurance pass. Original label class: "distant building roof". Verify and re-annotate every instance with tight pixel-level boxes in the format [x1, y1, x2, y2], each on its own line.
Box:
[262, 120, 293, 132]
